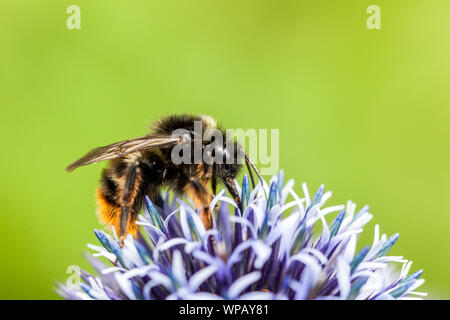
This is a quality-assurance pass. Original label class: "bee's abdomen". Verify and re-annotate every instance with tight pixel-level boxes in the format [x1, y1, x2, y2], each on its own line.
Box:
[96, 187, 121, 230]
[99, 169, 119, 205]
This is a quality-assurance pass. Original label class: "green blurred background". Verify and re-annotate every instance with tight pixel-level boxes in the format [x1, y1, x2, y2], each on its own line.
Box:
[0, 0, 449, 299]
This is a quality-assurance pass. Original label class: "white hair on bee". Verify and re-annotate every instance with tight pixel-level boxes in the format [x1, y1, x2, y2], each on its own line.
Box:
[200, 115, 217, 129]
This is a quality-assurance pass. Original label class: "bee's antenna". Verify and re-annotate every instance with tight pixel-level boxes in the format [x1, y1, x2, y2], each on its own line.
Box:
[242, 151, 265, 193]
[245, 158, 256, 189]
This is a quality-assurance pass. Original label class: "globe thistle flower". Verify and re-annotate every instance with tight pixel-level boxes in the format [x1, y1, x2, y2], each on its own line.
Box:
[58, 171, 426, 300]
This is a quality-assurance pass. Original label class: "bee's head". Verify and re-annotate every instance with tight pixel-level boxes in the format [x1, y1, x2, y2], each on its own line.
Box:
[206, 140, 243, 205]
[210, 140, 243, 180]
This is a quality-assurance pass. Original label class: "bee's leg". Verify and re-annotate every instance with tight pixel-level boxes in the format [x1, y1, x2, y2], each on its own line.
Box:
[245, 158, 256, 189]
[223, 177, 242, 212]
[184, 177, 219, 253]
[200, 207, 214, 230]
[184, 178, 214, 230]
[118, 163, 142, 244]
[211, 176, 217, 196]
[119, 206, 131, 241]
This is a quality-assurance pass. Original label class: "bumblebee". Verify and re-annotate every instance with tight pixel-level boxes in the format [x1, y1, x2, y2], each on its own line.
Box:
[66, 114, 262, 242]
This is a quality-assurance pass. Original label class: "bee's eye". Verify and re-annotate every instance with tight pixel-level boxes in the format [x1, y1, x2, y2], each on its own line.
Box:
[225, 163, 232, 171]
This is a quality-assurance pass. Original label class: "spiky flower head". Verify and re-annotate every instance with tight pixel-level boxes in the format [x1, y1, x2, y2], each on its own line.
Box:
[58, 171, 426, 300]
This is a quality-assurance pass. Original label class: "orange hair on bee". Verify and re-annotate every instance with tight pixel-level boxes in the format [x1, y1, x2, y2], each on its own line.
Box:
[95, 188, 138, 237]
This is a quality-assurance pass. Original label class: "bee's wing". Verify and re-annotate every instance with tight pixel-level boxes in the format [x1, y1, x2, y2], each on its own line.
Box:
[65, 134, 181, 172]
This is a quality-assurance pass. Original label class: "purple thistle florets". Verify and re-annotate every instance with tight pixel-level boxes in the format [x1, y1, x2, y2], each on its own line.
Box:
[58, 171, 426, 300]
